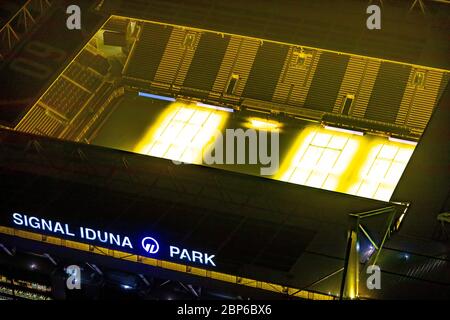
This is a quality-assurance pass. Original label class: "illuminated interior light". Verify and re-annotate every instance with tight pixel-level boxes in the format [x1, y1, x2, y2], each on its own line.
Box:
[278, 127, 360, 192]
[135, 102, 229, 164]
[121, 284, 133, 290]
[138, 92, 176, 102]
[324, 125, 364, 136]
[196, 102, 234, 113]
[388, 136, 418, 146]
[350, 141, 415, 201]
[248, 118, 281, 131]
[396, 213, 406, 230]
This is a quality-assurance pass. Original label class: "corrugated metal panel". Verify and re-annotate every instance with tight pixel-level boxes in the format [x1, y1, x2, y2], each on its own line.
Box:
[365, 62, 411, 123]
[182, 33, 230, 98]
[242, 42, 288, 102]
[303, 52, 349, 112]
[124, 22, 172, 80]
[404, 259, 448, 285]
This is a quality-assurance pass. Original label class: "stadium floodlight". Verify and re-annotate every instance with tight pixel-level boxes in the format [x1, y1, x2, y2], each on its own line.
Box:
[135, 102, 229, 164]
[388, 136, 418, 146]
[324, 125, 364, 136]
[278, 127, 359, 192]
[248, 118, 281, 131]
[138, 92, 176, 102]
[196, 102, 234, 113]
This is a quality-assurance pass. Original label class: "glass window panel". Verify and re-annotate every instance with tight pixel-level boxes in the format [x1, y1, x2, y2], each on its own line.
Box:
[379, 145, 398, 159]
[139, 104, 228, 164]
[311, 132, 332, 147]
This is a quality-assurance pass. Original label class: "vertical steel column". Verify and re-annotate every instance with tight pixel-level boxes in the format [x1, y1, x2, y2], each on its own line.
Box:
[340, 216, 359, 299]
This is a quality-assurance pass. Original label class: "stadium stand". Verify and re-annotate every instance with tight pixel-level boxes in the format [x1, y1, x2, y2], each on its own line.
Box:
[68, 84, 122, 142]
[40, 78, 91, 120]
[303, 52, 350, 113]
[116, 18, 448, 137]
[124, 22, 173, 80]
[15, 44, 112, 139]
[64, 62, 103, 93]
[14, 104, 65, 137]
[181, 33, 231, 98]
[15, 16, 450, 143]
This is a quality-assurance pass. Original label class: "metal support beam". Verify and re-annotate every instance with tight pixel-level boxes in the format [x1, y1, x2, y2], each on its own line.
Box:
[138, 274, 150, 286]
[86, 263, 103, 276]
[0, 0, 52, 61]
[358, 224, 379, 250]
[371, 209, 397, 266]
[0, 243, 13, 256]
[409, 0, 426, 13]
[43, 253, 57, 266]
[340, 217, 359, 300]
[342, 203, 408, 299]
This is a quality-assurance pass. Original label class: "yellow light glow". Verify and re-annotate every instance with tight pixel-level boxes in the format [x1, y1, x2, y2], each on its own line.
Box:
[134, 102, 229, 164]
[247, 118, 281, 131]
[277, 127, 360, 192]
[349, 140, 415, 201]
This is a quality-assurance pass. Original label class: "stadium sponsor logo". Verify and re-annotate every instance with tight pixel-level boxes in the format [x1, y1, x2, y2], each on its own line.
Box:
[11, 213, 217, 267]
[140, 238, 216, 267]
[12, 213, 133, 249]
[141, 236, 159, 254]
[169, 246, 216, 267]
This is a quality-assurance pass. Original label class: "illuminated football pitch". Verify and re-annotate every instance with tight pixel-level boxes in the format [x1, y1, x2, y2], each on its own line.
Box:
[91, 93, 415, 202]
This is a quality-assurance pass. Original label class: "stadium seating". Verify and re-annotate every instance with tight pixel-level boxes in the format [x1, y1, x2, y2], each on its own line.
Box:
[41, 78, 91, 120]
[15, 43, 113, 139]
[65, 62, 103, 93]
[15, 105, 65, 137]
[124, 22, 172, 80]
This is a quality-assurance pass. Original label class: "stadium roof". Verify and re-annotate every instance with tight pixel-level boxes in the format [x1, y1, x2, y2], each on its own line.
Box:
[1, 0, 449, 300]
[1, 123, 449, 298]
[0, 127, 409, 298]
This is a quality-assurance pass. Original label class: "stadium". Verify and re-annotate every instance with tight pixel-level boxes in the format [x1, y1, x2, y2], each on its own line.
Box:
[0, 0, 449, 300]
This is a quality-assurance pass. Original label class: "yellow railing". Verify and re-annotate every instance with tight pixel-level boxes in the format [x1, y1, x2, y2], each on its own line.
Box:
[0, 225, 335, 300]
